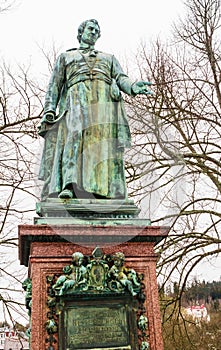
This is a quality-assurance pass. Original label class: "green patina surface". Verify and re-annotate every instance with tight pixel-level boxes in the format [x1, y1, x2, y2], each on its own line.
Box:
[38, 19, 152, 201]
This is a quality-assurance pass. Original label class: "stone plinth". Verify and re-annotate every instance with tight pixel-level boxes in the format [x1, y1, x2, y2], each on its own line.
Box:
[35, 198, 141, 219]
[19, 223, 169, 350]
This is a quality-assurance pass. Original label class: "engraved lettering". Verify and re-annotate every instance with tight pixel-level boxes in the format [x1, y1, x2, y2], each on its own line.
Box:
[66, 305, 129, 348]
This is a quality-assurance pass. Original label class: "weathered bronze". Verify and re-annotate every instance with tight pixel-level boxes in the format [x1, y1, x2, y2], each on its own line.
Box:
[51, 249, 141, 296]
[52, 252, 88, 295]
[45, 248, 150, 350]
[61, 301, 133, 349]
[108, 252, 141, 296]
[22, 278, 32, 345]
[22, 277, 32, 315]
[38, 19, 152, 201]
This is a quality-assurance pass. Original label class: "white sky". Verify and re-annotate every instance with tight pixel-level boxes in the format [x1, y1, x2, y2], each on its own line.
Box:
[0, 0, 184, 64]
[1, 0, 220, 286]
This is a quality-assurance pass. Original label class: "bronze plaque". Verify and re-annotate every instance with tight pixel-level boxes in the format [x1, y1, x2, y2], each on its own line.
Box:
[59, 299, 137, 350]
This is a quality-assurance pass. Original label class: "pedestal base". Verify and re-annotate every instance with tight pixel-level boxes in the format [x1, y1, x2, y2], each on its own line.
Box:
[19, 223, 169, 350]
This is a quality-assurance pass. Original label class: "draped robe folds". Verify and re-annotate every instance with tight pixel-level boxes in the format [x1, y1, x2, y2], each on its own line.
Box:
[38, 49, 135, 200]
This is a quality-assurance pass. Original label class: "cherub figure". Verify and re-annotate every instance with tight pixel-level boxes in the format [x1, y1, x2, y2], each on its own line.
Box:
[45, 319, 58, 334]
[138, 315, 148, 331]
[141, 341, 150, 350]
[108, 252, 140, 296]
[52, 252, 87, 295]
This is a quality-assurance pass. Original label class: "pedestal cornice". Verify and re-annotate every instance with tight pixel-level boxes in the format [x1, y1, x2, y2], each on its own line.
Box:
[18, 223, 169, 267]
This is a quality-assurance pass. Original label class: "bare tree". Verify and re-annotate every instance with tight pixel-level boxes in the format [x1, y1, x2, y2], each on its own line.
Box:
[0, 60, 45, 324]
[124, 0, 221, 340]
[0, 0, 17, 13]
[1, 2, 220, 347]
[0, 34, 62, 324]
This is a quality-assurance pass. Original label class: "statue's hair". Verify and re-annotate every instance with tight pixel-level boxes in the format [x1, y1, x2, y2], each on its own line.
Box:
[72, 252, 84, 260]
[77, 19, 101, 42]
[113, 252, 125, 261]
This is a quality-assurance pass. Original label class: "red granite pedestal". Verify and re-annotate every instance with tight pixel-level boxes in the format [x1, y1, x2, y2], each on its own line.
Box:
[18, 223, 169, 350]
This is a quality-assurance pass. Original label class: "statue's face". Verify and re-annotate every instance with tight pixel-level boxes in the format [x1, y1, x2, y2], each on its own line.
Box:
[114, 258, 123, 267]
[81, 21, 100, 46]
[75, 257, 83, 266]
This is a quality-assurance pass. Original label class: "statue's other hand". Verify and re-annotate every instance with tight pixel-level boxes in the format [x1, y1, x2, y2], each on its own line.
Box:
[41, 111, 56, 124]
[37, 111, 56, 137]
[132, 81, 153, 95]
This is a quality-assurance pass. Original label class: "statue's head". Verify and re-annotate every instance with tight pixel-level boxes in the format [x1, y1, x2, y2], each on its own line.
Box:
[77, 19, 101, 43]
[113, 252, 125, 266]
[72, 252, 84, 266]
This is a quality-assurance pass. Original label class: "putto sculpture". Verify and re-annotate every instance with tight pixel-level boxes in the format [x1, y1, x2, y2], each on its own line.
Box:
[108, 252, 141, 296]
[52, 252, 88, 295]
[38, 19, 152, 201]
[50, 249, 141, 296]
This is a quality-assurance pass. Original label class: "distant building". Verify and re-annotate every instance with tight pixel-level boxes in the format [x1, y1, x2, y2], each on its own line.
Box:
[185, 304, 210, 323]
[0, 327, 28, 350]
[0, 328, 14, 350]
[4, 337, 29, 350]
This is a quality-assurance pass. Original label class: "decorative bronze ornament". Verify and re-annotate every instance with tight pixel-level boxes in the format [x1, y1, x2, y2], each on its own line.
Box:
[45, 248, 150, 350]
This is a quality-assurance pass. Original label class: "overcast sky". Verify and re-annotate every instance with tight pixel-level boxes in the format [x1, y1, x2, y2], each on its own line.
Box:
[0, 0, 184, 63]
[1, 0, 220, 284]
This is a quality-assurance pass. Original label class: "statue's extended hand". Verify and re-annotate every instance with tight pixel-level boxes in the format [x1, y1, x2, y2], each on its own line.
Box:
[132, 81, 153, 95]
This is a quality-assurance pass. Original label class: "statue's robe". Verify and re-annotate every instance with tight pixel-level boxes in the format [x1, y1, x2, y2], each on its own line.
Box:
[39, 49, 134, 200]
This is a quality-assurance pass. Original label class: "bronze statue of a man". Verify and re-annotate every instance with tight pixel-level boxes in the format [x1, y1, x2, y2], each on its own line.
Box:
[38, 19, 152, 200]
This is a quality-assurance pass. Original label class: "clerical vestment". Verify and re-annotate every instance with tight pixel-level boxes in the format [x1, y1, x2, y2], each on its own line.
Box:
[39, 49, 134, 200]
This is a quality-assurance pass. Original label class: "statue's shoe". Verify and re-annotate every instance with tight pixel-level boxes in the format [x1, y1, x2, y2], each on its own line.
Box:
[58, 189, 73, 199]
